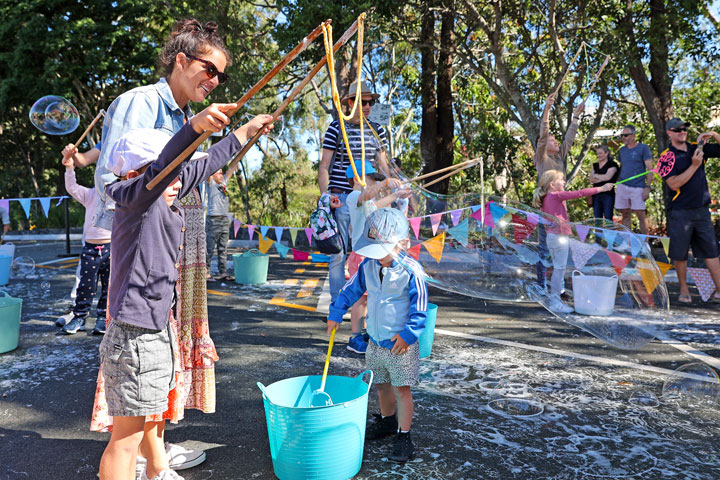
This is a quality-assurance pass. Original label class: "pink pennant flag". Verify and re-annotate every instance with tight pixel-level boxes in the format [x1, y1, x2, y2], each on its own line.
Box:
[233, 219, 241, 237]
[526, 212, 539, 226]
[471, 207, 484, 224]
[575, 224, 591, 243]
[0, 199, 9, 215]
[291, 249, 309, 261]
[248, 225, 255, 241]
[409, 217, 422, 240]
[430, 213, 442, 235]
[450, 209, 462, 227]
[305, 228, 313, 246]
[688, 268, 717, 302]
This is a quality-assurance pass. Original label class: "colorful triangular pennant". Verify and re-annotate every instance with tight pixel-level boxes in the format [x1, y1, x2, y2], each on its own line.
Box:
[575, 224, 590, 243]
[569, 240, 600, 270]
[248, 225, 255, 241]
[447, 218, 469, 247]
[512, 214, 536, 245]
[274, 227, 285, 242]
[656, 261, 673, 277]
[688, 267, 716, 302]
[260, 225, 270, 239]
[275, 241, 290, 258]
[304, 228, 313, 246]
[258, 234, 274, 254]
[660, 237, 670, 258]
[39, 197, 51, 218]
[408, 243, 421, 260]
[18, 198, 31, 218]
[423, 232, 446, 263]
[291, 249, 309, 261]
[289, 229, 298, 246]
[430, 213, 442, 235]
[233, 219, 241, 237]
[409, 217, 422, 240]
[636, 258, 662, 295]
[450, 209, 462, 226]
[606, 250, 631, 275]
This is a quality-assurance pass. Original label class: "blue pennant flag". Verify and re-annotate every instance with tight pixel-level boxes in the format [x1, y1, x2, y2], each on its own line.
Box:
[274, 241, 290, 258]
[18, 198, 31, 218]
[489, 203, 508, 225]
[39, 197, 51, 218]
[260, 225, 270, 239]
[447, 218, 469, 246]
[274, 227, 285, 242]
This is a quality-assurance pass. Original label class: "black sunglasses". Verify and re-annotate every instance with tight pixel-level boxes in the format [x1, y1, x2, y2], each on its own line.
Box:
[620, 133, 633, 137]
[670, 127, 688, 133]
[351, 98, 375, 106]
[185, 54, 229, 84]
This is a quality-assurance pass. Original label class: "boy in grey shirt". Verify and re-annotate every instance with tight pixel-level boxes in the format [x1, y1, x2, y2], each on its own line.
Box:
[204, 169, 231, 281]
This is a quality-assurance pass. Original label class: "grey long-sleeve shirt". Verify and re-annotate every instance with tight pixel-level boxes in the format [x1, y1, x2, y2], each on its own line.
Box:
[106, 123, 241, 330]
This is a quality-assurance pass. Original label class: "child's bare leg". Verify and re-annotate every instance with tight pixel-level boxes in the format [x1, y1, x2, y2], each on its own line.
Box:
[393, 386, 414, 431]
[376, 383, 396, 417]
[99, 415, 146, 480]
[350, 296, 367, 334]
[139, 420, 170, 478]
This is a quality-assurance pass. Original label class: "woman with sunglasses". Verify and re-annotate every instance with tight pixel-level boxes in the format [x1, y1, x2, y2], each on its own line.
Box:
[91, 19, 233, 480]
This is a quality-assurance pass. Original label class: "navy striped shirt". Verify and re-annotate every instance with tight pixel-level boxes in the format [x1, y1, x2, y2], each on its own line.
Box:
[322, 120, 388, 192]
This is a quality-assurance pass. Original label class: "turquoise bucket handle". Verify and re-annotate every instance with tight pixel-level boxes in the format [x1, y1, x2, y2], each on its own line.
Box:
[356, 370, 374, 393]
[244, 248, 263, 257]
[257, 382, 269, 400]
[0, 290, 10, 299]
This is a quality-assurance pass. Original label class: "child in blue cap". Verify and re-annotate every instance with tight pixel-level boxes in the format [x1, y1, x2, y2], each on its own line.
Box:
[327, 207, 427, 462]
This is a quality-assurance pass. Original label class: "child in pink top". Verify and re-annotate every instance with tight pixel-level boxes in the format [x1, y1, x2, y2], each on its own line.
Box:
[532, 170, 612, 312]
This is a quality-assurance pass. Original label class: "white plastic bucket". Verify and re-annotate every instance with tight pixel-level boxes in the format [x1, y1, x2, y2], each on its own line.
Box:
[572, 270, 617, 316]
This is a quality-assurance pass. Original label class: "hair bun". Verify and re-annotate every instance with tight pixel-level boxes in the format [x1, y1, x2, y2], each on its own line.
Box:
[173, 19, 203, 37]
[203, 21, 219, 35]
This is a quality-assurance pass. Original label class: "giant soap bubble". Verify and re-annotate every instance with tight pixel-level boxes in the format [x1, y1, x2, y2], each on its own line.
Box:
[662, 362, 720, 405]
[29, 95, 79, 135]
[360, 167, 670, 350]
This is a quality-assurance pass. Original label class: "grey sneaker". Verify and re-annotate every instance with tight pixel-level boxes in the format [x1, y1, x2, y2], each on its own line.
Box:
[62, 316, 86, 334]
[165, 443, 206, 470]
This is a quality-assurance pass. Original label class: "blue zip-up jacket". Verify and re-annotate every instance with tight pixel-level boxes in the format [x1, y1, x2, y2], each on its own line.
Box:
[328, 253, 428, 348]
[106, 122, 241, 330]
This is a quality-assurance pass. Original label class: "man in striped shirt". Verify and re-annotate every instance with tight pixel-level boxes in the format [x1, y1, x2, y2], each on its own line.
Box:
[318, 81, 392, 304]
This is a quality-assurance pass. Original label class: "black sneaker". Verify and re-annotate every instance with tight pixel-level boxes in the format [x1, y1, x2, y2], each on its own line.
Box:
[366, 413, 398, 440]
[62, 316, 86, 335]
[92, 318, 106, 335]
[389, 431, 414, 463]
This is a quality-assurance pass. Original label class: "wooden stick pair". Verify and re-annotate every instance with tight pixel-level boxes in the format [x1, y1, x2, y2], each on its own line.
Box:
[421, 158, 480, 189]
[407, 157, 477, 184]
[73, 109, 105, 148]
[147, 19, 332, 191]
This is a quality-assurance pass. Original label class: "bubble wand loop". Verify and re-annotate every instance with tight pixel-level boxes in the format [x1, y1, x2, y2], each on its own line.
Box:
[72, 109, 105, 149]
[582, 55, 611, 103]
[147, 19, 332, 191]
[407, 158, 478, 184]
[224, 17, 362, 179]
[615, 150, 676, 185]
[552, 42, 585, 96]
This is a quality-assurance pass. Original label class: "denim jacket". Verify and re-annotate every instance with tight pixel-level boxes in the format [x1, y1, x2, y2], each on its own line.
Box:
[94, 78, 193, 230]
[106, 123, 241, 330]
[328, 253, 428, 348]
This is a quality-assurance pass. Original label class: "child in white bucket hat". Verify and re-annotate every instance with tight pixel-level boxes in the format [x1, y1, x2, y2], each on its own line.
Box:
[97, 103, 272, 479]
[327, 207, 428, 463]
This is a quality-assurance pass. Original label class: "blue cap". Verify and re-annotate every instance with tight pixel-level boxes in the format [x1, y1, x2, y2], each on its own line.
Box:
[354, 207, 409, 259]
[346, 160, 377, 179]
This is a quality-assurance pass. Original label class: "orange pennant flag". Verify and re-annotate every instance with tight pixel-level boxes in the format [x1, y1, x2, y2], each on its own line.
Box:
[423, 232, 446, 263]
[408, 243, 421, 260]
[258, 234, 274, 254]
[636, 258, 661, 294]
[656, 261, 673, 277]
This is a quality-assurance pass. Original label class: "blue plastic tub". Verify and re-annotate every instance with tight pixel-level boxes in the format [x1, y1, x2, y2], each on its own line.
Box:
[0, 291, 22, 353]
[419, 303, 438, 359]
[233, 249, 269, 285]
[258, 370, 373, 480]
[0, 255, 11, 286]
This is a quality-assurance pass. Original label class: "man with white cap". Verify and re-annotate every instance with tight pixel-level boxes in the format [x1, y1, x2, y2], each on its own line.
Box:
[663, 117, 720, 304]
[327, 207, 428, 463]
[318, 80, 393, 305]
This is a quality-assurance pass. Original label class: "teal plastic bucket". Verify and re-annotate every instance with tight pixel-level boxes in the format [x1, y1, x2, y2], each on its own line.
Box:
[258, 370, 373, 480]
[0, 256, 11, 286]
[419, 303, 438, 359]
[0, 291, 22, 354]
[233, 249, 269, 285]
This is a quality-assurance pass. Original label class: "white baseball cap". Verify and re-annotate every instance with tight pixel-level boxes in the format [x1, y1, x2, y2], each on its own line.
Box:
[106, 128, 207, 177]
[354, 207, 409, 259]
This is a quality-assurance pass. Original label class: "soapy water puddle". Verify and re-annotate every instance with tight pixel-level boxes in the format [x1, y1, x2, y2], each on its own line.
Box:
[353, 339, 720, 479]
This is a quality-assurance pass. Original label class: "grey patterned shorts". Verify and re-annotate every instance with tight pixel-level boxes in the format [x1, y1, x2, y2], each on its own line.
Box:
[366, 341, 419, 387]
[99, 320, 175, 417]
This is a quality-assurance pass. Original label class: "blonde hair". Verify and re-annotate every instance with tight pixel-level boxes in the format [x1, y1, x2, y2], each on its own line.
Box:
[532, 170, 564, 208]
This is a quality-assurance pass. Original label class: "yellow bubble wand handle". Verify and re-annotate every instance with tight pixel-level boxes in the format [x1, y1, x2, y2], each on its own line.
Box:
[319, 327, 337, 393]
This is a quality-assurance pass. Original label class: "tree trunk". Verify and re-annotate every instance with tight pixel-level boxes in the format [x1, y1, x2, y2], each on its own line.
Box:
[419, 5, 438, 179]
[432, 6, 456, 195]
[620, 0, 673, 153]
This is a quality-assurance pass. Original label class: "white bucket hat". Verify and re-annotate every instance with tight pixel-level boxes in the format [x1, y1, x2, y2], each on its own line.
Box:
[340, 81, 380, 104]
[354, 207, 409, 259]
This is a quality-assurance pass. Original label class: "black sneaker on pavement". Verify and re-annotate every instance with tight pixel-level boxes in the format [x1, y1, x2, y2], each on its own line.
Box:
[366, 413, 398, 440]
[62, 316, 86, 335]
[389, 431, 414, 463]
[92, 318, 106, 335]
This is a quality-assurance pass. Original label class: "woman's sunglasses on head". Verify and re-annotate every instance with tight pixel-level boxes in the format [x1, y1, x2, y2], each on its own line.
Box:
[185, 54, 229, 84]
